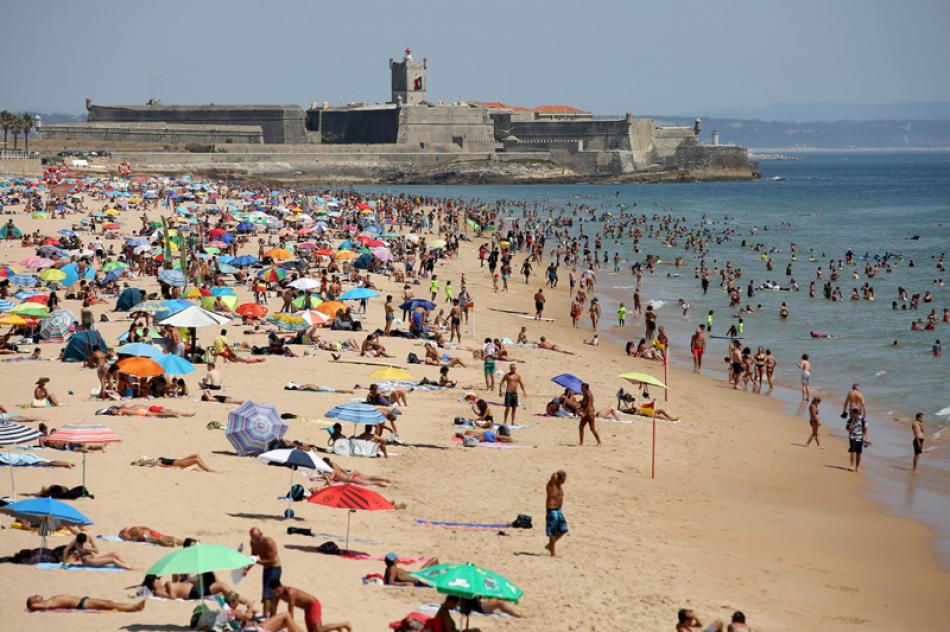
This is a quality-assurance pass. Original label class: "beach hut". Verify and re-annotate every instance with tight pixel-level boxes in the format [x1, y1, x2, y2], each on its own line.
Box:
[62, 330, 108, 362]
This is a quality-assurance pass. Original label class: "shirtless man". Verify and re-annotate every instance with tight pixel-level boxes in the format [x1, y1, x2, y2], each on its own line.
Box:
[533, 288, 545, 320]
[728, 611, 752, 632]
[729, 342, 744, 390]
[119, 526, 182, 547]
[537, 336, 575, 355]
[26, 594, 145, 612]
[912, 412, 925, 472]
[449, 300, 463, 343]
[499, 364, 527, 426]
[131, 454, 215, 472]
[690, 325, 706, 373]
[797, 354, 811, 401]
[676, 608, 723, 632]
[578, 382, 601, 447]
[250, 527, 282, 617]
[805, 397, 822, 448]
[545, 470, 568, 557]
[383, 552, 440, 585]
[270, 579, 351, 632]
[842, 384, 866, 419]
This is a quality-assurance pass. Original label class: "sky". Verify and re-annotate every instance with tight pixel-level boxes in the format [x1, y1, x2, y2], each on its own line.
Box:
[1, 0, 949, 118]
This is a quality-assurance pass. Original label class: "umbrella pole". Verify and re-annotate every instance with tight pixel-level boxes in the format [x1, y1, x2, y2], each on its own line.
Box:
[287, 467, 294, 518]
[81, 451, 88, 496]
[345, 510, 354, 552]
[7, 445, 15, 498]
[664, 346, 669, 403]
[651, 418, 656, 480]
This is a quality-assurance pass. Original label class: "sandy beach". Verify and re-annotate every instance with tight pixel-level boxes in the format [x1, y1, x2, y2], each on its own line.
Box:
[0, 186, 948, 632]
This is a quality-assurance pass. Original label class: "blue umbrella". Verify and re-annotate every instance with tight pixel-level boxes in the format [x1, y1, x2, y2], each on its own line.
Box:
[551, 373, 584, 394]
[10, 274, 38, 287]
[158, 268, 186, 287]
[340, 288, 379, 301]
[217, 263, 239, 274]
[325, 402, 385, 425]
[58, 229, 77, 237]
[211, 287, 236, 296]
[400, 299, 436, 312]
[0, 299, 14, 312]
[152, 298, 194, 321]
[117, 342, 164, 359]
[157, 354, 196, 376]
[230, 255, 259, 267]
[0, 497, 92, 551]
[235, 222, 255, 234]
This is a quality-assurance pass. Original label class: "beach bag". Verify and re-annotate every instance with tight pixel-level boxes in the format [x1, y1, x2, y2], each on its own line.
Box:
[190, 604, 214, 629]
[332, 438, 353, 457]
[462, 436, 480, 448]
[407, 352, 421, 364]
[316, 541, 341, 555]
[512, 514, 533, 529]
[350, 439, 380, 458]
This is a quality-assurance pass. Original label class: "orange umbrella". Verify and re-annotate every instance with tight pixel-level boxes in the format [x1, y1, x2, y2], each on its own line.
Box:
[236, 303, 268, 319]
[315, 301, 345, 318]
[335, 250, 357, 261]
[117, 356, 164, 377]
[265, 248, 293, 260]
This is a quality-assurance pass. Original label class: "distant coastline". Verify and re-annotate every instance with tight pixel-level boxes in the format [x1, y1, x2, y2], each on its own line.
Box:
[748, 146, 950, 153]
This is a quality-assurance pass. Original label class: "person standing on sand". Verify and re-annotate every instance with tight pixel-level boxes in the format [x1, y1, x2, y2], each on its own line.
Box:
[842, 384, 866, 419]
[912, 412, 925, 472]
[589, 297, 601, 331]
[499, 364, 526, 425]
[805, 397, 822, 448]
[845, 408, 868, 473]
[534, 288, 545, 320]
[545, 470, 568, 557]
[578, 382, 601, 446]
[249, 527, 282, 618]
[690, 325, 706, 373]
[384, 295, 394, 336]
[797, 354, 811, 401]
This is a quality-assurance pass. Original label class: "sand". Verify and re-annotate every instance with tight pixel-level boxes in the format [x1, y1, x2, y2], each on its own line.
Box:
[0, 192, 948, 631]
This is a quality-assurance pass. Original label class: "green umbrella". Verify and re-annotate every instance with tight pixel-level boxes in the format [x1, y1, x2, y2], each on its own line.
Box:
[617, 372, 667, 389]
[410, 562, 523, 602]
[291, 293, 323, 309]
[380, 232, 400, 238]
[148, 543, 254, 603]
[10, 303, 49, 318]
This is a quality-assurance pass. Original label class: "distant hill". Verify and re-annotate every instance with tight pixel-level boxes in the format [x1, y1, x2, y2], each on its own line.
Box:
[647, 116, 950, 150]
[694, 101, 950, 122]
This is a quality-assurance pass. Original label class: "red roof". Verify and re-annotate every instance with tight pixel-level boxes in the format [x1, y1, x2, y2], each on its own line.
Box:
[468, 101, 531, 112]
[532, 104, 587, 114]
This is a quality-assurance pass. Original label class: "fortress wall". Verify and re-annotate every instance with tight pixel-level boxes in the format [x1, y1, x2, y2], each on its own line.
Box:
[396, 106, 495, 148]
[508, 119, 633, 151]
[40, 123, 263, 145]
[320, 109, 399, 144]
[652, 126, 698, 158]
[664, 144, 759, 178]
[0, 158, 42, 177]
[87, 105, 307, 144]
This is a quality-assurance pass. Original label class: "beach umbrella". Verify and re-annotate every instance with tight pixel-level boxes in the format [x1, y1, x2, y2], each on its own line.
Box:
[315, 300, 345, 318]
[429, 239, 447, 249]
[102, 261, 127, 272]
[258, 448, 332, 518]
[339, 287, 379, 301]
[295, 309, 328, 326]
[324, 403, 385, 440]
[116, 328, 163, 343]
[410, 562, 523, 603]
[147, 544, 255, 605]
[186, 287, 212, 298]
[230, 255, 259, 268]
[400, 299, 436, 312]
[0, 298, 15, 312]
[368, 366, 414, 382]
[10, 302, 49, 318]
[371, 247, 393, 262]
[236, 303, 268, 320]
[117, 342, 164, 359]
[38, 309, 75, 342]
[267, 312, 309, 331]
[289, 278, 320, 291]
[117, 356, 164, 377]
[335, 250, 357, 261]
[159, 305, 230, 328]
[313, 249, 336, 258]
[265, 248, 293, 260]
[9, 274, 39, 287]
[290, 294, 323, 309]
[258, 267, 286, 283]
[47, 423, 121, 495]
[0, 421, 43, 497]
[617, 372, 667, 389]
[20, 256, 55, 269]
[0, 314, 29, 326]
[157, 268, 186, 287]
[307, 484, 395, 551]
[38, 268, 66, 283]
[0, 498, 92, 552]
[551, 373, 584, 394]
[225, 401, 287, 456]
[156, 354, 196, 376]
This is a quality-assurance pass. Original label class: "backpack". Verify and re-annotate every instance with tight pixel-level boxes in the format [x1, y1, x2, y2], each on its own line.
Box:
[511, 514, 533, 529]
[407, 352, 421, 364]
[462, 436, 480, 448]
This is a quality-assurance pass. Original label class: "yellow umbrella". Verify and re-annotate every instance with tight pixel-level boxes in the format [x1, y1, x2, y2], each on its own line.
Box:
[0, 314, 29, 326]
[105, 208, 121, 216]
[335, 250, 357, 261]
[617, 372, 667, 389]
[429, 239, 447, 249]
[368, 366, 415, 382]
[39, 268, 67, 282]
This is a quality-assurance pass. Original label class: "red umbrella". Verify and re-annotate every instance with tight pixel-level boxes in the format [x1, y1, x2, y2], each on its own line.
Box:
[308, 484, 395, 550]
[208, 228, 228, 238]
[236, 303, 268, 319]
[25, 295, 50, 304]
[103, 223, 121, 230]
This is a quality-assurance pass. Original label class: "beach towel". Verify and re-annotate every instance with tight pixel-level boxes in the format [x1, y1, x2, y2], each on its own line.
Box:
[97, 534, 161, 547]
[414, 519, 509, 530]
[450, 437, 535, 448]
[417, 603, 514, 619]
[342, 552, 429, 564]
[35, 562, 124, 572]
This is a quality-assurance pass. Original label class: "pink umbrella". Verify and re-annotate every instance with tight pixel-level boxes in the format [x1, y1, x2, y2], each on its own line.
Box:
[20, 256, 55, 270]
[371, 247, 393, 262]
[48, 423, 122, 495]
[296, 242, 317, 250]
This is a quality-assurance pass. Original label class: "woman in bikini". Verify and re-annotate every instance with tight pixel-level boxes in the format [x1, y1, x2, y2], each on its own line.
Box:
[753, 346, 767, 386]
[119, 526, 182, 547]
[131, 454, 214, 472]
[63, 533, 131, 570]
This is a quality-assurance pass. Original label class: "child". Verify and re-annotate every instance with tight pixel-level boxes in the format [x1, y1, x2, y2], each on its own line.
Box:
[617, 302, 627, 327]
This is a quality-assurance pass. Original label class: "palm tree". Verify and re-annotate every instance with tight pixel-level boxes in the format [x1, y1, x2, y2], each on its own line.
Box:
[0, 111, 14, 149]
[19, 113, 34, 153]
[10, 116, 22, 150]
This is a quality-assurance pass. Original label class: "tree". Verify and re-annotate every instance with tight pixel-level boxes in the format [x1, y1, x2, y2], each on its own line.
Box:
[0, 111, 14, 149]
[10, 115, 21, 150]
[19, 113, 34, 153]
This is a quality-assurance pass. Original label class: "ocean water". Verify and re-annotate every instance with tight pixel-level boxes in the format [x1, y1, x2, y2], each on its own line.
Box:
[359, 153, 950, 562]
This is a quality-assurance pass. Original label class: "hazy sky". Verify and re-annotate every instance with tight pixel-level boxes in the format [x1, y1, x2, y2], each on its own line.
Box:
[2, 0, 948, 116]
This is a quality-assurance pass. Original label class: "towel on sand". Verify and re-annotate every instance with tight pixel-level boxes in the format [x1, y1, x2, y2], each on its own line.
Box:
[414, 519, 509, 530]
[36, 562, 124, 572]
[97, 535, 161, 547]
[451, 437, 536, 448]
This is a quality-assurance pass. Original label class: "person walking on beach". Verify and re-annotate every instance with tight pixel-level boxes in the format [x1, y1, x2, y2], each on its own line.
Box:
[545, 470, 568, 557]
[499, 364, 526, 425]
[912, 412, 925, 472]
[805, 397, 822, 448]
[617, 302, 627, 327]
[845, 408, 868, 473]
[534, 288, 545, 320]
[690, 325, 706, 373]
[578, 382, 601, 446]
[797, 354, 811, 401]
[249, 527, 282, 617]
[842, 384, 866, 419]
[589, 297, 601, 331]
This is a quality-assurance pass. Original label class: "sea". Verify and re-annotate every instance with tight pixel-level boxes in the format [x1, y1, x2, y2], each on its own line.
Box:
[358, 151, 950, 563]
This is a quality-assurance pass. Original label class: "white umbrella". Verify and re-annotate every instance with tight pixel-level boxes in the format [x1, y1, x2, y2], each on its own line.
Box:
[289, 278, 320, 291]
[159, 305, 230, 328]
[258, 448, 331, 519]
[0, 421, 43, 497]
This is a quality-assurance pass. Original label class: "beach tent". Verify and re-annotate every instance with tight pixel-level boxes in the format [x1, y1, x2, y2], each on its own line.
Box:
[353, 252, 373, 270]
[0, 223, 22, 239]
[115, 287, 145, 311]
[62, 330, 108, 362]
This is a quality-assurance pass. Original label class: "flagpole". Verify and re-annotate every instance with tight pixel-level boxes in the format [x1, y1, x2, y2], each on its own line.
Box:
[651, 418, 656, 480]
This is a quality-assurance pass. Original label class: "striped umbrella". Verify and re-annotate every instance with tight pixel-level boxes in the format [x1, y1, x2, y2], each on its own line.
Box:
[157, 268, 187, 287]
[295, 309, 328, 326]
[225, 401, 287, 456]
[39, 309, 75, 343]
[47, 423, 122, 495]
[0, 299, 14, 312]
[258, 267, 286, 283]
[307, 484, 395, 550]
[267, 312, 308, 331]
[0, 421, 43, 497]
[324, 402, 385, 425]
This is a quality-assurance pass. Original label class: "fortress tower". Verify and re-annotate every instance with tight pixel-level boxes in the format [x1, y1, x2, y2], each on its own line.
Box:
[389, 47, 426, 105]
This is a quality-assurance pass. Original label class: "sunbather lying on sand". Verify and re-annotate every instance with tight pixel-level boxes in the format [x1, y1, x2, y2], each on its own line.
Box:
[200, 390, 244, 404]
[456, 429, 513, 443]
[285, 382, 355, 393]
[460, 596, 525, 618]
[141, 574, 247, 602]
[26, 594, 145, 612]
[131, 454, 214, 472]
[619, 402, 679, 421]
[383, 552, 439, 585]
[63, 533, 131, 570]
[96, 404, 195, 417]
[315, 457, 393, 487]
[119, 526, 182, 547]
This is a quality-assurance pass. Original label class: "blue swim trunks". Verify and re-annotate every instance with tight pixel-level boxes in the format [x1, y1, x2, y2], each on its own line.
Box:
[262, 566, 282, 600]
[546, 508, 568, 537]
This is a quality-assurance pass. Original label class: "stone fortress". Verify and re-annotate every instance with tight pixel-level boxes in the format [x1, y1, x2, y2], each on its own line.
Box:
[40, 49, 758, 182]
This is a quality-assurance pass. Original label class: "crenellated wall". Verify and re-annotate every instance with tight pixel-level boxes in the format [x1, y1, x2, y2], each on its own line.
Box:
[40, 122, 263, 145]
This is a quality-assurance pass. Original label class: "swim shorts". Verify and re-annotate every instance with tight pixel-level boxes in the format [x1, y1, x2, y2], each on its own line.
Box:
[545, 508, 568, 537]
[483, 430, 497, 443]
[801, 372, 810, 385]
[731, 362, 743, 375]
[913, 438, 924, 455]
[484, 359, 495, 375]
[848, 438, 864, 454]
[262, 566, 282, 601]
[504, 391, 519, 408]
[304, 599, 323, 630]
[692, 347, 703, 358]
